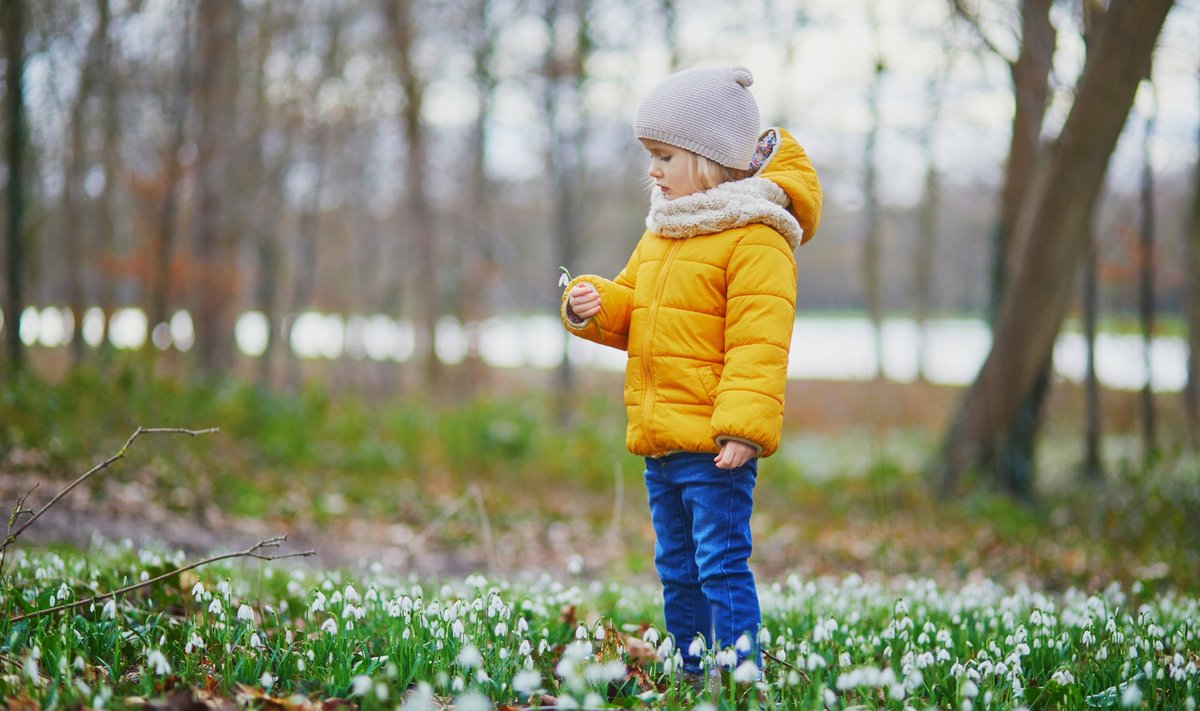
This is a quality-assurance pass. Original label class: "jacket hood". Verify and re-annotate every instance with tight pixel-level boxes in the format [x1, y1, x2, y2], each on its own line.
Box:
[753, 127, 822, 245]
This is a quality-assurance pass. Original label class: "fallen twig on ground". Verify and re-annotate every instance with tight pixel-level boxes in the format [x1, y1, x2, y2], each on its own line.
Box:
[8, 535, 314, 623]
[1, 427, 220, 576]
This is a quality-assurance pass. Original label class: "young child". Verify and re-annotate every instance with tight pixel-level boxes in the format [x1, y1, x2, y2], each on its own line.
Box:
[560, 65, 822, 679]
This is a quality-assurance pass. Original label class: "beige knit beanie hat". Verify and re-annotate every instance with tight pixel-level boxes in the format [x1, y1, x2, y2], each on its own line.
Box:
[633, 65, 761, 169]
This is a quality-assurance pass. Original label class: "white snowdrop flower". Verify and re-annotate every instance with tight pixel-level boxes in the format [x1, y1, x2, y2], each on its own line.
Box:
[658, 637, 674, 658]
[344, 584, 360, 604]
[1144, 661, 1154, 678]
[517, 617, 529, 634]
[823, 687, 837, 706]
[689, 637, 705, 657]
[457, 689, 493, 711]
[261, 672, 275, 690]
[962, 679, 980, 698]
[512, 669, 541, 696]
[716, 648, 738, 668]
[495, 621, 509, 637]
[320, 618, 338, 635]
[207, 598, 223, 616]
[584, 660, 627, 685]
[477, 669, 491, 683]
[950, 662, 965, 678]
[1082, 629, 1095, 646]
[237, 604, 255, 623]
[566, 554, 583, 575]
[185, 633, 205, 654]
[662, 656, 674, 674]
[350, 675, 372, 697]
[643, 627, 660, 645]
[806, 652, 828, 670]
[216, 580, 231, 596]
[451, 676, 465, 693]
[458, 645, 483, 670]
[57, 582, 71, 600]
[388, 599, 403, 617]
[839, 651, 852, 667]
[735, 634, 752, 652]
[787, 670, 802, 686]
[102, 598, 117, 619]
[733, 660, 760, 683]
[1051, 669, 1074, 686]
[594, 622, 606, 640]
[575, 625, 588, 640]
[759, 627, 772, 645]
[539, 639, 551, 655]
[518, 640, 532, 657]
[961, 700, 974, 711]
[1121, 683, 1142, 707]
[190, 581, 205, 599]
[310, 591, 326, 614]
[249, 632, 263, 649]
[147, 649, 171, 676]
[498, 647, 509, 661]
[24, 654, 39, 682]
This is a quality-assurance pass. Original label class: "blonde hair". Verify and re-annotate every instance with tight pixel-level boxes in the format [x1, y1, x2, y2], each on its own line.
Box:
[645, 148, 751, 195]
[687, 150, 751, 191]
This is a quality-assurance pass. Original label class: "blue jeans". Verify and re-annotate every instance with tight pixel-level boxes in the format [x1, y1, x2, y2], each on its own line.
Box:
[644, 451, 761, 674]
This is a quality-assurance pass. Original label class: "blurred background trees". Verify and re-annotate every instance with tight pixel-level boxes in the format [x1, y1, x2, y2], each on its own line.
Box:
[1, 0, 1199, 500]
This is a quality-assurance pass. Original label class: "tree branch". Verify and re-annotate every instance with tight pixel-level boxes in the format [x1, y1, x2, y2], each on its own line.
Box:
[1, 427, 219, 554]
[948, 0, 1014, 65]
[8, 535, 315, 623]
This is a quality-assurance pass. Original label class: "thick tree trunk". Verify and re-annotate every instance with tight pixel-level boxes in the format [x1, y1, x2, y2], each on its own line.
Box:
[192, 0, 242, 375]
[977, 0, 1055, 498]
[3, 0, 27, 372]
[935, 0, 1174, 493]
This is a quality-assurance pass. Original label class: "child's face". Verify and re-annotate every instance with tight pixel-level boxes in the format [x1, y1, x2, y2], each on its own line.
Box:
[640, 139, 703, 200]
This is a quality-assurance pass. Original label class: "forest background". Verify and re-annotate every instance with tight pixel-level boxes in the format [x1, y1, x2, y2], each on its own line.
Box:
[2, 0, 1200, 594]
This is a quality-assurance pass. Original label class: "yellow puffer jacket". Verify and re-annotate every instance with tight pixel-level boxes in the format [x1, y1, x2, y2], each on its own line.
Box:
[561, 128, 821, 458]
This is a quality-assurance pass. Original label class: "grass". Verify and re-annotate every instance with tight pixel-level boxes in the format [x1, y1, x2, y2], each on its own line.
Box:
[0, 543, 1198, 709]
[2, 362, 1200, 707]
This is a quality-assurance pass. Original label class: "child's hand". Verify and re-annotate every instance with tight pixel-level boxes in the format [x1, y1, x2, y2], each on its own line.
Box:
[568, 282, 601, 321]
[714, 440, 756, 469]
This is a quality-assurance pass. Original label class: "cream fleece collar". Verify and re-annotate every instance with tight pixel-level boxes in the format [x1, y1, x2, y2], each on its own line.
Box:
[645, 177, 804, 251]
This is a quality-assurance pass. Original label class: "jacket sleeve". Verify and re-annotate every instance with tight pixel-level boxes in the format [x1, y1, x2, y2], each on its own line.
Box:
[559, 243, 640, 352]
[710, 229, 797, 458]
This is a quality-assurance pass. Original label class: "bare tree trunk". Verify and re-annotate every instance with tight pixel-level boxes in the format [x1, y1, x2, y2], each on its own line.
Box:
[1082, 219, 1103, 482]
[1138, 110, 1158, 464]
[1185, 67, 1200, 444]
[61, 5, 106, 364]
[460, 0, 500, 397]
[3, 0, 27, 372]
[914, 61, 948, 383]
[660, 0, 679, 72]
[546, 0, 591, 423]
[862, 0, 884, 380]
[94, 0, 118, 358]
[151, 3, 191, 348]
[383, 0, 440, 393]
[935, 0, 1174, 494]
[192, 0, 242, 376]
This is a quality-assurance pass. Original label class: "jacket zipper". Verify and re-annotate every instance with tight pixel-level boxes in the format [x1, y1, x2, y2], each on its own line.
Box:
[641, 240, 684, 448]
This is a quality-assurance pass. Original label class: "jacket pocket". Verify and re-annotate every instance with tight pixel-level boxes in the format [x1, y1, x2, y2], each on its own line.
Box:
[696, 364, 720, 404]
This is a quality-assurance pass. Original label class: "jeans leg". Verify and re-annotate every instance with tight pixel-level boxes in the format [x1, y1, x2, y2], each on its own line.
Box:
[644, 458, 710, 673]
[679, 455, 761, 665]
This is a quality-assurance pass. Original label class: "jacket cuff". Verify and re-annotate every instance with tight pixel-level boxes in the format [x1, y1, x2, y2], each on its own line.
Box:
[715, 435, 764, 457]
